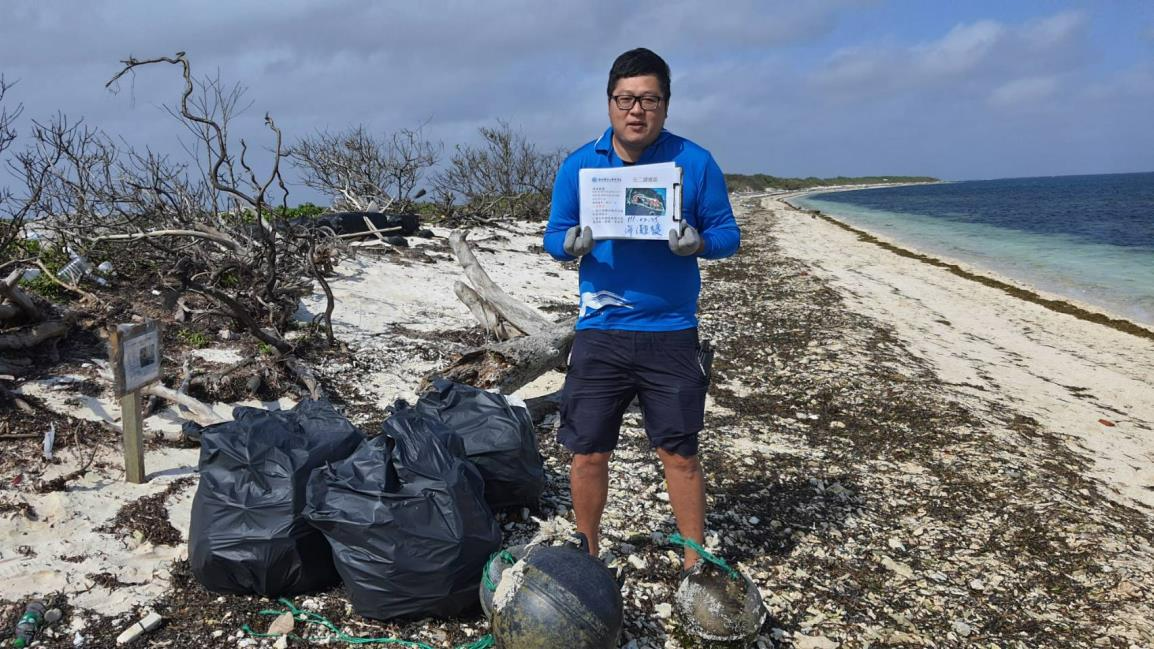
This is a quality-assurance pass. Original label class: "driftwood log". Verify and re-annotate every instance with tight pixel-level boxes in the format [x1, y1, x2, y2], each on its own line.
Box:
[423, 229, 575, 395]
[0, 270, 41, 321]
[0, 319, 70, 351]
[142, 383, 224, 426]
[429, 322, 575, 394]
[446, 230, 554, 337]
[0, 269, 74, 367]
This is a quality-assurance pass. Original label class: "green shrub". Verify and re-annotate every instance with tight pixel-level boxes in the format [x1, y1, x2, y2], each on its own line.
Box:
[229, 202, 330, 223]
[413, 202, 443, 218]
[176, 328, 211, 348]
[18, 272, 71, 302]
[280, 202, 327, 219]
[13, 238, 69, 272]
[217, 270, 240, 288]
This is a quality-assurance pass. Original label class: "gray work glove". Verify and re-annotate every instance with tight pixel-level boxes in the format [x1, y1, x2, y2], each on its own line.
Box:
[563, 225, 594, 257]
[668, 224, 703, 256]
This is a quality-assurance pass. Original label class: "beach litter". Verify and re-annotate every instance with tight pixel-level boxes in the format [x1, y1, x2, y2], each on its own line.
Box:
[403, 378, 545, 510]
[488, 533, 624, 649]
[114, 610, 163, 645]
[669, 534, 766, 647]
[303, 406, 501, 621]
[188, 399, 363, 596]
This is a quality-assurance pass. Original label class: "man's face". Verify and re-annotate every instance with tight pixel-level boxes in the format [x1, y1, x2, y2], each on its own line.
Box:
[608, 74, 667, 158]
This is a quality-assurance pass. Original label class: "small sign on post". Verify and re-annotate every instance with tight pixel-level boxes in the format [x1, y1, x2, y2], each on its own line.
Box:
[109, 320, 161, 484]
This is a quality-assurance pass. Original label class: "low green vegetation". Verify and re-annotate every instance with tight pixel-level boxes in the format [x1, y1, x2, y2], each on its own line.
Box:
[724, 174, 939, 192]
[274, 203, 328, 219]
[228, 202, 330, 223]
[12, 238, 68, 271]
[19, 272, 71, 302]
[414, 202, 447, 220]
[176, 328, 211, 348]
[13, 238, 73, 301]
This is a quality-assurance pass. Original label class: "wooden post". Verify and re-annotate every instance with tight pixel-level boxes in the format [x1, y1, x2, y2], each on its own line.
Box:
[120, 390, 145, 484]
[109, 320, 161, 484]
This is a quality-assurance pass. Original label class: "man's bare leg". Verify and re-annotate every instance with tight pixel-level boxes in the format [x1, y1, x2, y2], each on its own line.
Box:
[657, 448, 706, 570]
[571, 451, 613, 557]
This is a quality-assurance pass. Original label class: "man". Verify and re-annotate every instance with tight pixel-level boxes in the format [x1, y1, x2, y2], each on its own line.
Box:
[543, 48, 741, 570]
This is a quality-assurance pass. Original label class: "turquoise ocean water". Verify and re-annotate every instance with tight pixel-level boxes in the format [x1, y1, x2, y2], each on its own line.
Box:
[792, 173, 1154, 328]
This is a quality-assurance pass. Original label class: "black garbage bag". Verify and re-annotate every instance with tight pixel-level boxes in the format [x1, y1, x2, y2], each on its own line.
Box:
[409, 379, 544, 510]
[289, 212, 420, 236]
[303, 408, 502, 620]
[188, 399, 363, 596]
[380, 401, 467, 459]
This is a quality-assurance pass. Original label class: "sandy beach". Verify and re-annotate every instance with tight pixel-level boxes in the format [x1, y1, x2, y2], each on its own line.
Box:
[772, 191, 1154, 511]
[2, 194, 1154, 646]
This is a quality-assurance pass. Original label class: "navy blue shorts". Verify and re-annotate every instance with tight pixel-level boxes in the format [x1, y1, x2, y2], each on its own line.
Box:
[558, 328, 709, 457]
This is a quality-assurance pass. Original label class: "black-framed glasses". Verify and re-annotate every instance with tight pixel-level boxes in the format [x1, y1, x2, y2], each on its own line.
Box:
[611, 94, 663, 111]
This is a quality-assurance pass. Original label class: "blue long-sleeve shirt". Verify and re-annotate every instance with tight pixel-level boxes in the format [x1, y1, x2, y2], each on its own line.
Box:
[544, 127, 740, 331]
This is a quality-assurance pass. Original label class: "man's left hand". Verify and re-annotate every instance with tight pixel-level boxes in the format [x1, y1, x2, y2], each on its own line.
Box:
[668, 225, 703, 256]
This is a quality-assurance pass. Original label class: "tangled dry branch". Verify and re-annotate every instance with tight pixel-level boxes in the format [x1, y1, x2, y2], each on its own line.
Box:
[0, 53, 342, 395]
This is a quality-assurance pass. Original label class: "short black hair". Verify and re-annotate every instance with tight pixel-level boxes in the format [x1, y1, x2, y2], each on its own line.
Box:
[607, 48, 671, 101]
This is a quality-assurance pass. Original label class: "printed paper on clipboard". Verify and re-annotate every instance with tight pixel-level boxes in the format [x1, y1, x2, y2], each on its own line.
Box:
[579, 162, 683, 240]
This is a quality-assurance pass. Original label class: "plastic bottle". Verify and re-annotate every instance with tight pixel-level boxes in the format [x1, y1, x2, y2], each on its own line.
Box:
[57, 256, 90, 284]
[10, 601, 46, 648]
[92, 261, 112, 287]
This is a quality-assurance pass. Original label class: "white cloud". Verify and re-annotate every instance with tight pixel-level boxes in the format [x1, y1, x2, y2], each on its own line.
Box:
[809, 21, 1013, 101]
[810, 10, 1093, 102]
[987, 76, 1060, 109]
[810, 45, 898, 93]
[1021, 11, 1087, 50]
[1084, 62, 1154, 101]
[0, 2, 1148, 189]
[644, 0, 867, 50]
[915, 20, 1006, 77]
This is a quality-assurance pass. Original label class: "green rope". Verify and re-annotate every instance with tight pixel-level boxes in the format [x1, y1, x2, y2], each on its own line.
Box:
[482, 549, 518, 592]
[240, 598, 494, 648]
[668, 532, 740, 580]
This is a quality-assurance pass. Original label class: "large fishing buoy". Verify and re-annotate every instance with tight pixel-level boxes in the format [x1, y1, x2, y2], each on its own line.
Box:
[673, 559, 766, 646]
[489, 534, 623, 649]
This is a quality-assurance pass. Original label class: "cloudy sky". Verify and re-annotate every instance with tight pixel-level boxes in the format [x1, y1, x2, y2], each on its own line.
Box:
[1, 1, 1151, 203]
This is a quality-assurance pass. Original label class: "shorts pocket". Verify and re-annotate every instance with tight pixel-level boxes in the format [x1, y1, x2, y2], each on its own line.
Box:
[696, 339, 714, 385]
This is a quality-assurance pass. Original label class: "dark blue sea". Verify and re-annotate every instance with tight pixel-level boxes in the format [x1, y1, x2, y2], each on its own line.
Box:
[794, 172, 1154, 327]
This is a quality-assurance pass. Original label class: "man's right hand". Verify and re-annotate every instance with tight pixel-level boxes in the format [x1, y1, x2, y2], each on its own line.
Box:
[563, 225, 594, 257]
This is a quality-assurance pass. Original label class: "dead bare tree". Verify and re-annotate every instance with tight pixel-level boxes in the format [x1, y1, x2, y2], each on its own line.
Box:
[165, 70, 253, 217]
[288, 124, 440, 211]
[433, 119, 564, 222]
[102, 54, 338, 358]
[0, 76, 69, 370]
[4, 52, 338, 399]
[0, 76, 16, 152]
[0, 75, 32, 265]
[384, 125, 441, 209]
[19, 115, 141, 264]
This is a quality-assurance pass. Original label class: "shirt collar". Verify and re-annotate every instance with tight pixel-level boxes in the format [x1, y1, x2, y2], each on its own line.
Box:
[594, 127, 670, 162]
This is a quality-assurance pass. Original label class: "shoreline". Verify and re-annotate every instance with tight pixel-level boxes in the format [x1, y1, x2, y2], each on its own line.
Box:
[762, 192, 1154, 513]
[779, 191, 1154, 342]
[702, 197, 1154, 643]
